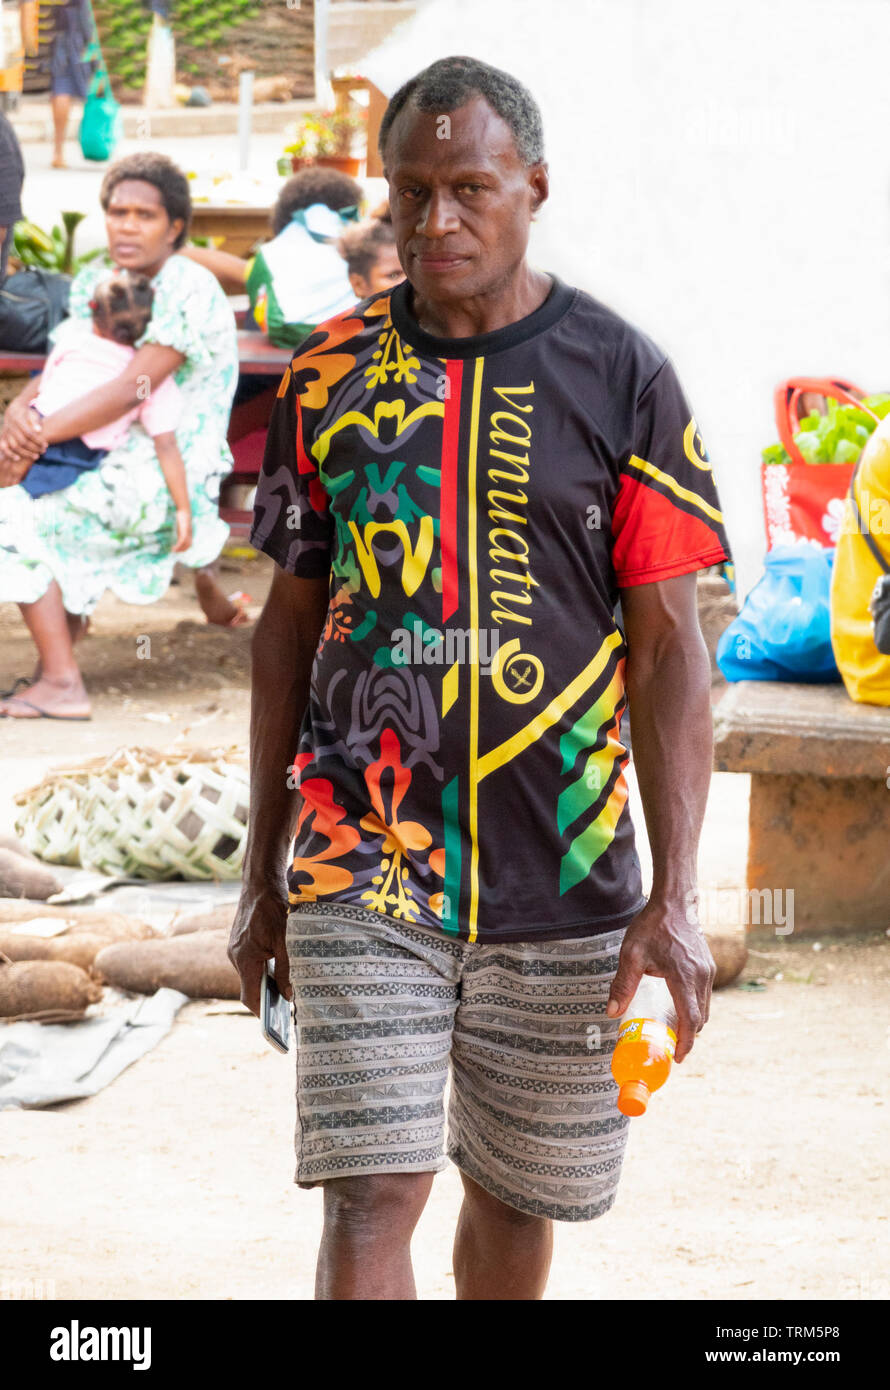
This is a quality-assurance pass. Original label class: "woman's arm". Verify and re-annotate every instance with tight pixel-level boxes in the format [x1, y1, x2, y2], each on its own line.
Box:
[180, 245, 250, 295]
[152, 431, 192, 553]
[0, 376, 44, 483]
[39, 343, 185, 446]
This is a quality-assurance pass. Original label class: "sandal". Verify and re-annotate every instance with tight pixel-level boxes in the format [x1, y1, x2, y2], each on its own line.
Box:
[0, 676, 33, 700]
[0, 693, 91, 721]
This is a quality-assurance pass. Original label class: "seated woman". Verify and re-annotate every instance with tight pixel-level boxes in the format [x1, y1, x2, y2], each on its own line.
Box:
[0, 151, 240, 720]
[183, 167, 365, 347]
[25, 271, 191, 563]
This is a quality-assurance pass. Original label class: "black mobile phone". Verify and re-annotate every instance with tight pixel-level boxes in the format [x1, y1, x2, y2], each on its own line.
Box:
[260, 959, 290, 1053]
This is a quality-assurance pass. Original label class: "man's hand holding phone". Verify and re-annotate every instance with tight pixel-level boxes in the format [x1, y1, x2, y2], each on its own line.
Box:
[260, 959, 291, 1053]
[227, 884, 291, 1018]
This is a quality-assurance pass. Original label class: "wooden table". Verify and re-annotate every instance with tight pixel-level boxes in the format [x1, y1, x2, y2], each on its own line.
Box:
[190, 205, 273, 258]
[234, 332, 291, 374]
[0, 350, 46, 372]
[0, 334, 291, 378]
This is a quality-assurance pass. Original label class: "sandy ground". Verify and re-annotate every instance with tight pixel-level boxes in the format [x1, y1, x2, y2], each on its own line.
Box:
[1, 564, 888, 1301]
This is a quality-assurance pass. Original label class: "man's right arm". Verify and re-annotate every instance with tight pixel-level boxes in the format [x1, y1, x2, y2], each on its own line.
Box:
[228, 566, 330, 1016]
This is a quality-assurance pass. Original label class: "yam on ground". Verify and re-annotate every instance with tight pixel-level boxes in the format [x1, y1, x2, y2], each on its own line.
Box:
[63, 916, 157, 942]
[0, 849, 63, 901]
[0, 958, 103, 1021]
[0, 933, 110, 972]
[0, 901, 156, 939]
[171, 903, 237, 935]
[94, 932, 241, 999]
[0, 833, 39, 862]
[705, 931, 749, 989]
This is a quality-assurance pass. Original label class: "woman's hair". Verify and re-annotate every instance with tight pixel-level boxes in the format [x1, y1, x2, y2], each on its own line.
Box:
[272, 168, 363, 235]
[338, 217, 397, 280]
[90, 272, 154, 347]
[99, 152, 192, 249]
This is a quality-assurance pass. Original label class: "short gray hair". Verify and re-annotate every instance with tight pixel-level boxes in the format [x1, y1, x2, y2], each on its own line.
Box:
[379, 55, 545, 166]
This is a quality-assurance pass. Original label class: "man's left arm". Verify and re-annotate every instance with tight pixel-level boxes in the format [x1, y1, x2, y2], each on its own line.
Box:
[606, 571, 716, 1062]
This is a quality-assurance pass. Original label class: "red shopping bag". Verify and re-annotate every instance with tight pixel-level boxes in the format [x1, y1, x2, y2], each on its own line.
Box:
[762, 378, 866, 549]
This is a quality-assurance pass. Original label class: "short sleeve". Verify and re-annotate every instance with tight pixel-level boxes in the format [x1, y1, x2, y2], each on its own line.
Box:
[138, 374, 182, 437]
[611, 358, 732, 586]
[137, 257, 221, 366]
[249, 362, 333, 578]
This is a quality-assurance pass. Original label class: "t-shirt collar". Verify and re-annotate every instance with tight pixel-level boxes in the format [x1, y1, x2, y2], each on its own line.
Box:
[388, 273, 575, 359]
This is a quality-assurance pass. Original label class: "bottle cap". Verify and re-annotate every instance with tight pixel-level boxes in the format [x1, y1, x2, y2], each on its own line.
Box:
[617, 1080, 651, 1116]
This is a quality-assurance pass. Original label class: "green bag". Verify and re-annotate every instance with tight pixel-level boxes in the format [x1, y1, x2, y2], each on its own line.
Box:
[79, 46, 121, 163]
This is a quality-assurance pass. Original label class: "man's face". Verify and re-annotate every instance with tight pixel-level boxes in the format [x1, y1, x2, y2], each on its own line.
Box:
[104, 180, 183, 276]
[384, 94, 548, 306]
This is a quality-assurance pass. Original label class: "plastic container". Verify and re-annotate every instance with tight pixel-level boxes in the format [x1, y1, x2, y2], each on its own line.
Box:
[611, 976, 678, 1117]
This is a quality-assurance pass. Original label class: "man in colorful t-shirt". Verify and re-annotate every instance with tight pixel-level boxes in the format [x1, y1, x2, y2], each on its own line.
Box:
[231, 55, 732, 1300]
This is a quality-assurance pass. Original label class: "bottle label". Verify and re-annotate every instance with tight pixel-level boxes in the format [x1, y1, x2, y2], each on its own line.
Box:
[617, 1018, 677, 1059]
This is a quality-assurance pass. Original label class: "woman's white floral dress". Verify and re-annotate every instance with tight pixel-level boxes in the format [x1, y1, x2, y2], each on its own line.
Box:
[0, 253, 238, 614]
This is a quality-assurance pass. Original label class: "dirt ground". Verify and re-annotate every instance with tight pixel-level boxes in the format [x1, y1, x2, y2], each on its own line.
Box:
[0, 549, 270, 781]
[1, 564, 888, 1301]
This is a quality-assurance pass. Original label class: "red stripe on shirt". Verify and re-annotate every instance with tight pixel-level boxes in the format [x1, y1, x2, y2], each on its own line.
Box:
[611, 472, 727, 583]
[441, 359, 463, 622]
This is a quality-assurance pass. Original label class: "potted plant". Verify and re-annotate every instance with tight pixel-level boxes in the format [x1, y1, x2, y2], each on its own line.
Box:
[282, 108, 365, 177]
[11, 212, 104, 275]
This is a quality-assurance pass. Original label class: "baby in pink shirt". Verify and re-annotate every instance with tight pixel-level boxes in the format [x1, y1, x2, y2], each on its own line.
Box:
[24, 272, 192, 552]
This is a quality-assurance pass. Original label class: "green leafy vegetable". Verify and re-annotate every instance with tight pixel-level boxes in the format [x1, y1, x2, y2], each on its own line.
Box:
[762, 393, 890, 466]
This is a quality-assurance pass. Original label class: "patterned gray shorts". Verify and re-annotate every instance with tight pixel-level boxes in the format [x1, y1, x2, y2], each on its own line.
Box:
[285, 903, 632, 1222]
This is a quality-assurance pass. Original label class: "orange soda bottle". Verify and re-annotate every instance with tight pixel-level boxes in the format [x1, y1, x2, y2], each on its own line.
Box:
[611, 976, 678, 1116]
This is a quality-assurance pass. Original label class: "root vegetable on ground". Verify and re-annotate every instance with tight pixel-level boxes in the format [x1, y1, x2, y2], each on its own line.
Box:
[171, 904, 237, 936]
[0, 902, 157, 939]
[0, 849, 63, 901]
[94, 932, 241, 999]
[0, 958, 103, 1021]
[705, 931, 749, 989]
[0, 933, 111, 972]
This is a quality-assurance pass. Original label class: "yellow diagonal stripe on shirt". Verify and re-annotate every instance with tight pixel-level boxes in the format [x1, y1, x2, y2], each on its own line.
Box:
[627, 453, 724, 525]
[476, 629, 623, 782]
[442, 660, 459, 716]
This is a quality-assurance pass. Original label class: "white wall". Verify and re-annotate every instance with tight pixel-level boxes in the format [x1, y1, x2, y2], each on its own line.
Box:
[363, 0, 890, 598]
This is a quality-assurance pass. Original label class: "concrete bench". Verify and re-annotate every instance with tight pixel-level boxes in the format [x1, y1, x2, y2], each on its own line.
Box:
[713, 680, 890, 934]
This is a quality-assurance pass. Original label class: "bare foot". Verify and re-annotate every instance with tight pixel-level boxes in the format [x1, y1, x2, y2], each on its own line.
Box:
[0, 675, 91, 720]
[51, 157, 68, 170]
[194, 570, 252, 627]
[6, 619, 90, 693]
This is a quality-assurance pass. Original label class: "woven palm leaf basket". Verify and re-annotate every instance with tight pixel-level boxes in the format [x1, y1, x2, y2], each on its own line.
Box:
[14, 746, 249, 881]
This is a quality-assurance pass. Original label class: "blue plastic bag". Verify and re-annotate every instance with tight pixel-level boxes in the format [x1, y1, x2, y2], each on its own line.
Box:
[716, 545, 841, 682]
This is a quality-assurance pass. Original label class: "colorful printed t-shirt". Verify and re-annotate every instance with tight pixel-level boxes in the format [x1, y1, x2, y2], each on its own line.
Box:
[250, 276, 732, 943]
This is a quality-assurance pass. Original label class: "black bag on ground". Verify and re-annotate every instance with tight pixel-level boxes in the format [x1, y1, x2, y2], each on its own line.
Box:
[0, 269, 71, 352]
[870, 575, 890, 654]
[848, 470, 890, 655]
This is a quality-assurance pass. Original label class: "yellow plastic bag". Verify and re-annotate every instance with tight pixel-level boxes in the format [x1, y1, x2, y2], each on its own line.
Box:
[830, 419, 890, 705]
